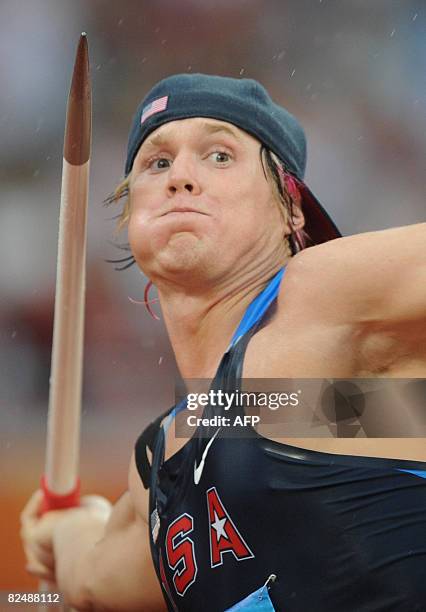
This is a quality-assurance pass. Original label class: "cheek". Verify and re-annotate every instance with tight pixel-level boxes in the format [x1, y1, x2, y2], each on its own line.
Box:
[129, 173, 164, 212]
[127, 220, 139, 261]
[127, 184, 156, 242]
[239, 180, 282, 227]
[128, 208, 150, 262]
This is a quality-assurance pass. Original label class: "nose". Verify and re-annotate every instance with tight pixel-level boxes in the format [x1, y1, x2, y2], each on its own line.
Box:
[166, 152, 201, 197]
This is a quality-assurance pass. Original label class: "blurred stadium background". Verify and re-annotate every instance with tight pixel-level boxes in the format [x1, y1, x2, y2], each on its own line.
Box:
[0, 0, 424, 590]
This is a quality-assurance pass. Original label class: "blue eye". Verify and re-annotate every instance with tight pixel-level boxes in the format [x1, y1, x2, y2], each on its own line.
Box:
[210, 151, 231, 164]
[149, 157, 171, 171]
[209, 151, 232, 166]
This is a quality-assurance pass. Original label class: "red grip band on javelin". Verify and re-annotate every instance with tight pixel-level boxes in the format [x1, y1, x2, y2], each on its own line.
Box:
[40, 476, 81, 513]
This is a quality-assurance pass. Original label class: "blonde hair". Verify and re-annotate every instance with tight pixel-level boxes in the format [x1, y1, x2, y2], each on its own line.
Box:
[104, 176, 131, 233]
[260, 147, 311, 254]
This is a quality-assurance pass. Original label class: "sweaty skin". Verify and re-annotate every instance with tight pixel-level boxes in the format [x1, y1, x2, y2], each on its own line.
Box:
[21, 117, 426, 610]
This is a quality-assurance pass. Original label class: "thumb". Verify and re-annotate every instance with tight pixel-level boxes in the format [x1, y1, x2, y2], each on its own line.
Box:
[80, 495, 112, 519]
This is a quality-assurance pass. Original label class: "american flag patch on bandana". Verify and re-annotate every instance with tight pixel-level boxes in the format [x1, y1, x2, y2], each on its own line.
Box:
[141, 95, 168, 125]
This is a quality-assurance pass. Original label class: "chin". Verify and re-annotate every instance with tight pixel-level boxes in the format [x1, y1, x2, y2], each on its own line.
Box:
[150, 232, 204, 272]
[134, 228, 227, 284]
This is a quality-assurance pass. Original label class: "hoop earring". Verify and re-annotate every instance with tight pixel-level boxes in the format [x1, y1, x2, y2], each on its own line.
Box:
[128, 280, 160, 320]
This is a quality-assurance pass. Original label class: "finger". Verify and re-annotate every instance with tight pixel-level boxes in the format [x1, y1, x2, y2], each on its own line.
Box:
[20, 521, 57, 552]
[21, 509, 64, 556]
[20, 512, 51, 545]
[25, 543, 55, 570]
[20, 490, 44, 525]
[25, 560, 55, 583]
[24, 546, 55, 579]
[23, 543, 33, 566]
[24, 542, 52, 565]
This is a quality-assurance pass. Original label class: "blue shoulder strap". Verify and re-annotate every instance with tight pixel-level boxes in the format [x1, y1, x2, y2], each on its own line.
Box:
[229, 267, 285, 348]
[168, 268, 285, 425]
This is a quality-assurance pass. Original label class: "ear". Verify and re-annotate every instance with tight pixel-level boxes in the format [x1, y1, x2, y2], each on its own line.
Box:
[282, 172, 305, 232]
[289, 204, 305, 231]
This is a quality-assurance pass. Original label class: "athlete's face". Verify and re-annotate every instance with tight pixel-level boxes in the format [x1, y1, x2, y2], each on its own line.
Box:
[128, 118, 296, 284]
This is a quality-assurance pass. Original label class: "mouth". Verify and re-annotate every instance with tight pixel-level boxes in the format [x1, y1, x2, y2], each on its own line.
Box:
[161, 207, 208, 217]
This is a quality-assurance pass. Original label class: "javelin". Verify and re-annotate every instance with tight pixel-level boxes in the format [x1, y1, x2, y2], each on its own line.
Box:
[43, 31, 90, 505]
[39, 33, 92, 610]
[39, 33, 91, 605]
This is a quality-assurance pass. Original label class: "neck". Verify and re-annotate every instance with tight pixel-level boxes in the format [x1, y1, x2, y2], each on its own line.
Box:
[156, 261, 284, 379]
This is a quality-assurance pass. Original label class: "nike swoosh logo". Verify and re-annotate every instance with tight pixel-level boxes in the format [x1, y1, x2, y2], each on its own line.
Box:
[194, 428, 221, 485]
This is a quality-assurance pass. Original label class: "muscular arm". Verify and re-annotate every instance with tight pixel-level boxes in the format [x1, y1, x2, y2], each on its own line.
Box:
[282, 222, 426, 374]
[52, 453, 165, 611]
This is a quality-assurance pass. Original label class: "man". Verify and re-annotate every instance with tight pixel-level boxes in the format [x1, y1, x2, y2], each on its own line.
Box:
[21, 74, 426, 611]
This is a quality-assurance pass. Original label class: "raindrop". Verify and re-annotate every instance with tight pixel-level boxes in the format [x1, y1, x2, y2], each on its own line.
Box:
[390, 29, 395, 37]
[161, 39, 167, 45]
[412, 13, 418, 21]
[187, 65, 192, 72]
[46, 156, 51, 161]
[11, 330, 17, 339]
[277, 50, 286, 61]
[96, 64, 101, 70]
[290, 69, 296, 78]
[158, 356, 163, 365]
[154, 27, 160, 33]
[239, 68, 245, 76]
[141, 57, 147, 64]
[118, 18, 124, 26]
[305, 83, 312, 91]
[33, 169, 40, 178]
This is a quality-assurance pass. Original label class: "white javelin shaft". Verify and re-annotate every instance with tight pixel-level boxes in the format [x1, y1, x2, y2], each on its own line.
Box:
[45, 158, 89, 491]
[44, 32, 91, 495]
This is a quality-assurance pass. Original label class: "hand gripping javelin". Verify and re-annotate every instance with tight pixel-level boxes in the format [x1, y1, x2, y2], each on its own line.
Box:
[39, 34, 91, 609]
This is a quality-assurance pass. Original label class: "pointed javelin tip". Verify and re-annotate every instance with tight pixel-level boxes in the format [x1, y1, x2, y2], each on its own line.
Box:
[64, 33, 91, 164]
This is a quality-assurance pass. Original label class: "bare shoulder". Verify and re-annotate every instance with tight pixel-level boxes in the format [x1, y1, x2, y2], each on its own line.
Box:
[274, 237, 358, 329]
[277, 234, 369, 318]
[277, 239, 345, 314]
[243, 244, 360, 378]
[245, 224, 426, 378]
